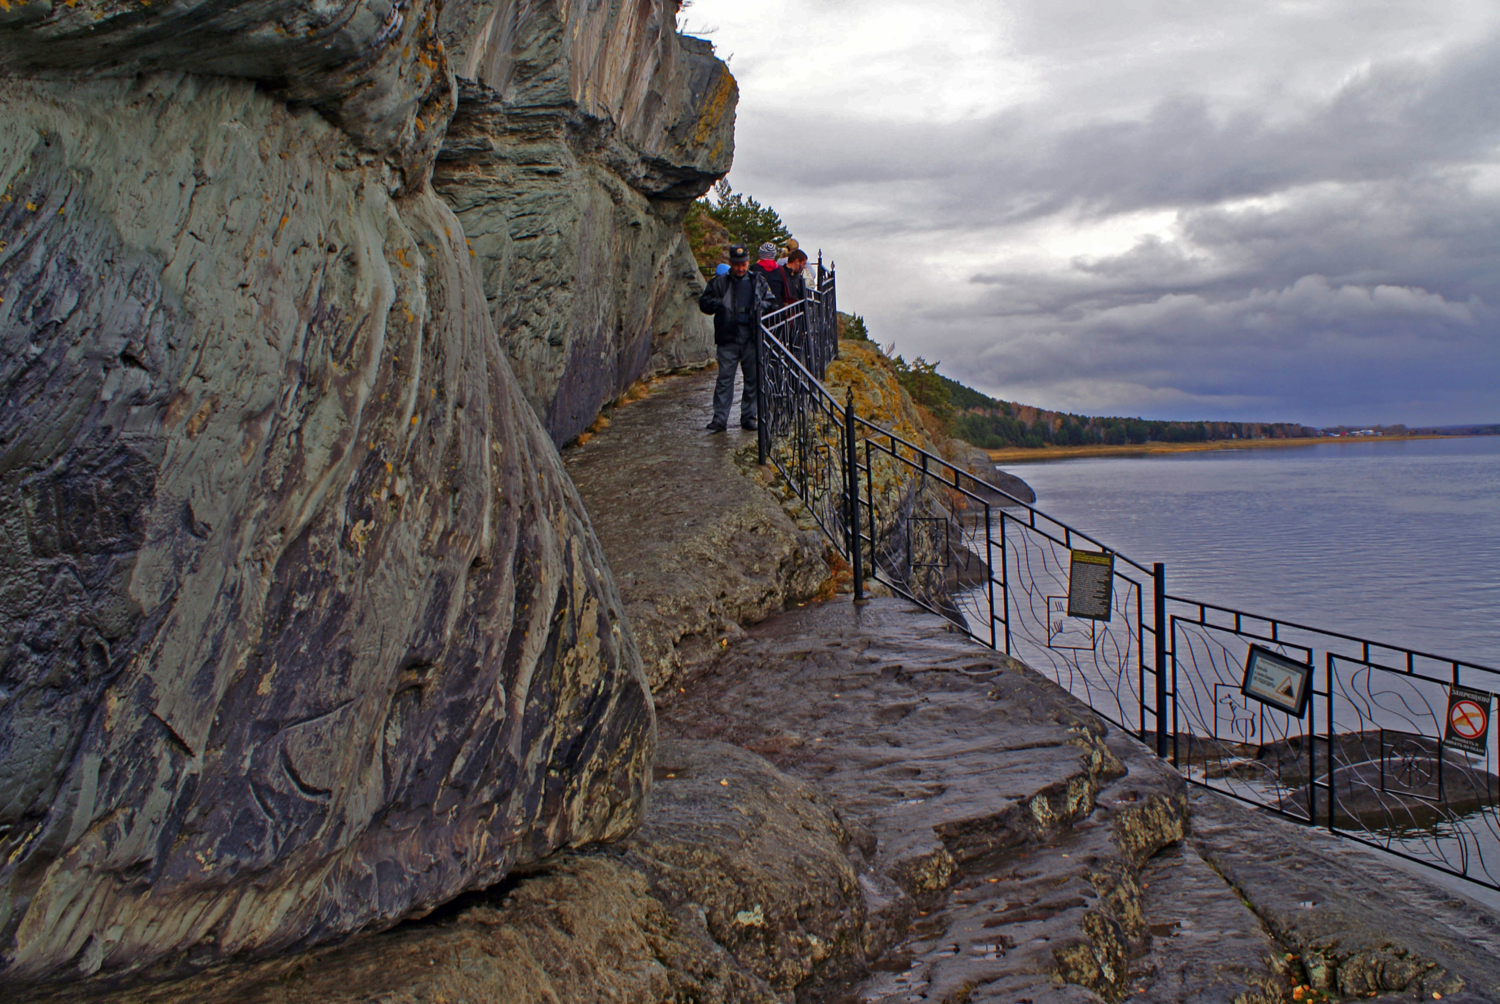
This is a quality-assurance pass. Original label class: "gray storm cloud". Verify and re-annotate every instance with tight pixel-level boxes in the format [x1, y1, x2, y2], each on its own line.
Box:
[690, 0, 1500, 425]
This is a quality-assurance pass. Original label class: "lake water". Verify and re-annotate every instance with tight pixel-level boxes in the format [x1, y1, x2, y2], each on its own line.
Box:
[998, 436, 1500, 905]
[1000, 436, 1500, 670]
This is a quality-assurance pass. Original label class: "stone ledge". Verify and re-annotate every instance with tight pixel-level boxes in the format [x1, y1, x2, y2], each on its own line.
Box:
[658, 599, 1198, 1001]
[565, 369, 830, 695]
[9, 739, 864, 1004]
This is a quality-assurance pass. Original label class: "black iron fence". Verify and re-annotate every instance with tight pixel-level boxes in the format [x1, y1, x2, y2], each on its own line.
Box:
[753, 277, 1500, 894]
[1165, 601, 1500, 889]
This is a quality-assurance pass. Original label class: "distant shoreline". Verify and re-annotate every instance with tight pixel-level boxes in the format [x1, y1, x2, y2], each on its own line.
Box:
[985, 434, 1460, 464]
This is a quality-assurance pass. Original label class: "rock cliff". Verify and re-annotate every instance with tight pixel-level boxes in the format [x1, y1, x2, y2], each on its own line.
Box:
[0, 0, 456, 197]
[433, 0, 733, 445]
[0, 1, 671, 982]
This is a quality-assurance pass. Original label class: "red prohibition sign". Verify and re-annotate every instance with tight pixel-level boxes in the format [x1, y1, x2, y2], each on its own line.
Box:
[1450, 700, 1488, 740]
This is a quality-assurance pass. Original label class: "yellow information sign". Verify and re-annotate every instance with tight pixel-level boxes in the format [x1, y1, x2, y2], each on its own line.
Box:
[1240, 644, 1313, 718]
[1067, 550, 1114, 621]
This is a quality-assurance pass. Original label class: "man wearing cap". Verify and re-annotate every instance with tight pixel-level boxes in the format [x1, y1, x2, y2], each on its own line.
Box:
[698, 243, 777, 433]
[763, 248, 809, 305]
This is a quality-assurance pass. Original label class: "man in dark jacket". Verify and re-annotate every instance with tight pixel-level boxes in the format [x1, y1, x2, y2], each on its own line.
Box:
[698, 243, 776, 433]
[762, 248, 809, 306]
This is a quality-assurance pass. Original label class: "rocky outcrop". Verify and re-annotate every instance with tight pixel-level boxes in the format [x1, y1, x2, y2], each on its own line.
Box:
[10, 739, 866, 1004]
[826, 338, 938, 451]
[0, 0, 455, 197]
[433, 1, 734, 446]
[0, 72, 651, 984]
[944, 438, 1037, 505]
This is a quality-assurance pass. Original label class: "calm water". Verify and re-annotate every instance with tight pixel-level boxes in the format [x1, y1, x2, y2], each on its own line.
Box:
[1001, 436, 1500, 669]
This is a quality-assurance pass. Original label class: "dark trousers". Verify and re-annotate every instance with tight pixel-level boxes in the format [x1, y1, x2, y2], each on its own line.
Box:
[712, 337, 759, 425]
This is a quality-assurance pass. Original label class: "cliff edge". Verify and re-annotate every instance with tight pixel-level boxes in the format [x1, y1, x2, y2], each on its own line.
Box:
[433, 0, 733, 446]
[0, 0, 736, 985]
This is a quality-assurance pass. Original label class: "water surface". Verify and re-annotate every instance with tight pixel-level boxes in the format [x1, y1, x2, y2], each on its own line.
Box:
[1000, 436, 1500, 668]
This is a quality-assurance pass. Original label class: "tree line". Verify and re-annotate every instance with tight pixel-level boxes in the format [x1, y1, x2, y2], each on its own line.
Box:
[684, 181, 792, 276]
[838, 313, 1320, 449]
[681, 189, 1325, 451]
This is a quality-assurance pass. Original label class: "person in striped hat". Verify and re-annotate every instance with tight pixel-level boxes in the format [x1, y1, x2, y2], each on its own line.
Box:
[751, 242, 780, 275]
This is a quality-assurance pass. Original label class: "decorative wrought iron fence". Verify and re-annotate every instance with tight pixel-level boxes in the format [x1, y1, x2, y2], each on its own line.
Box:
[754, 254, 847, 545]
[757, 330, 853, 554]
[1165, 599, 1500, 889]
[752, 268, 1500, 893]
[844, 421, 1166, 744]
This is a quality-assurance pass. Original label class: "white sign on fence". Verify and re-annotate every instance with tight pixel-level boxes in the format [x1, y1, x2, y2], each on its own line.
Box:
[1240, 645, 1313, 718]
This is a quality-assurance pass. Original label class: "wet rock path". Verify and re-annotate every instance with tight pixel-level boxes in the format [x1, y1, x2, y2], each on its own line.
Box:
[658, 599, 1286, 1003]
[578, 367, 1500, 1003]
[563, 368, 828, 694]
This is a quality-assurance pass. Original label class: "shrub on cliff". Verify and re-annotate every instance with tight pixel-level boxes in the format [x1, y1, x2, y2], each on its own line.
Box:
[889, 354, 955, 428]
[706, 179, 792, 251]
[837, 312, 870, 341]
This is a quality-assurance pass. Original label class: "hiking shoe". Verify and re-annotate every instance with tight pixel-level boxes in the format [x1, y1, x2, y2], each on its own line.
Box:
[740, 418, 759, 431]
[705, 421, 727, 433]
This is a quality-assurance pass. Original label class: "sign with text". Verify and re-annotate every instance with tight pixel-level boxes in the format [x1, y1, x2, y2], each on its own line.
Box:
[1066, 550, 1114, 622]
[1444, 684, 1492, 756]
[1240, 645, 1313, 718]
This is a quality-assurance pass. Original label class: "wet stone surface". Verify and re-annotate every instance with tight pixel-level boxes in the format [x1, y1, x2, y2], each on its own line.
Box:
[660, 600, 1204, 1002]
[661, 597, 1500, 1003]
[565, 368, 829, 695]
[1188, 787, 1500, 1002]
[1126, 840, 1287, 1002]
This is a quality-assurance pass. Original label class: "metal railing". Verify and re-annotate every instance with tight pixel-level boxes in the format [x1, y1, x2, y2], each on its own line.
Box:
[1165, 600, 1500, 889]
[752, 278, 1500, 894]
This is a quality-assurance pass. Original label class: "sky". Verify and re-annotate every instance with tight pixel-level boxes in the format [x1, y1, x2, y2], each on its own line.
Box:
[680, 0, 1500, 427]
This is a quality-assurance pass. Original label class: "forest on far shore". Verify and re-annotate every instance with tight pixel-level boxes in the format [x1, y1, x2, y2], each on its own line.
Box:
[939, 373, 1328, 448]
[837, 313, 1336, 450]
[681, 187, 1418, 452]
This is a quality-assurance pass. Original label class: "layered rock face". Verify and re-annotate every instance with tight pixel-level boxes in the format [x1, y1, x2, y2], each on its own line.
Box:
[0, 0, 455, 196]
[0, 40, 651, 992]
[433, 0, 733, 445]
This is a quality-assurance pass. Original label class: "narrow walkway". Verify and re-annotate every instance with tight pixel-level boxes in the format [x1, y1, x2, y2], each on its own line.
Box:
[572, 366, 1500, 1003]
[657, 599, 1278, 1003]
[563, 368, 828, 693]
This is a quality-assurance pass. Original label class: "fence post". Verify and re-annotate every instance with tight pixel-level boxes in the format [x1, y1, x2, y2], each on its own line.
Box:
[756, 321, 768, 466]
[845, 388, 865, 604]
[1154, 562, 1168, 758]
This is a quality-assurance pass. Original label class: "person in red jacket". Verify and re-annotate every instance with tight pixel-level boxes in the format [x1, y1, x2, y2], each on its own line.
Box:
[762, 248, 808, 306]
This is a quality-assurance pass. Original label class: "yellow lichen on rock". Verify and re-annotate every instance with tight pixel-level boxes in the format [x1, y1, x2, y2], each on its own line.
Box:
[823, 339, 935, 453]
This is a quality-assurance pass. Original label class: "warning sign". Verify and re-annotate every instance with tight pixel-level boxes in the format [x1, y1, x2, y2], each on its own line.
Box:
[1240, 645, 1313, 718]
[1066, 550, 1114, 622]
[1444, 684, 1492, 756]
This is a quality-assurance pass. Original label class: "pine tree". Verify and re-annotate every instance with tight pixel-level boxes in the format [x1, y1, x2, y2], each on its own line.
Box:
[707, 180, 792, 251]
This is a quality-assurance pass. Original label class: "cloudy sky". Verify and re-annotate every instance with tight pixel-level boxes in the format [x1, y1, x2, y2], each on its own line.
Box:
[682, 0, 1500, 427]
